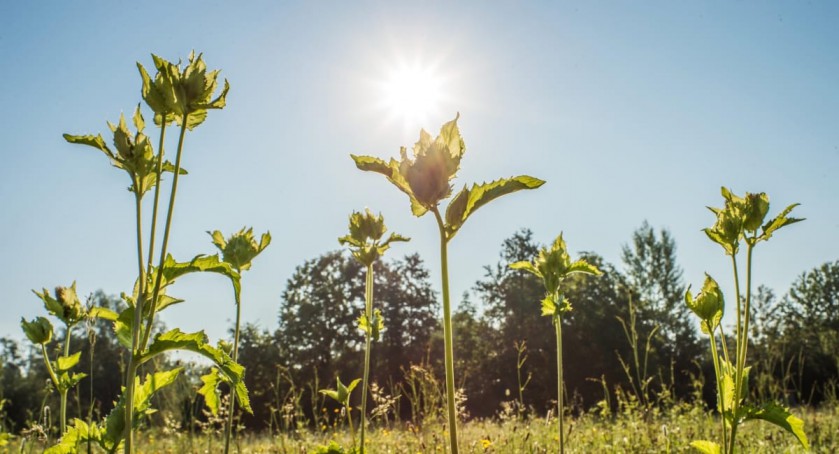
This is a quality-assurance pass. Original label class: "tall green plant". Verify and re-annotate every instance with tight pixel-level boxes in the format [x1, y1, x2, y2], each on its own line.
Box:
[56, 52, 251, 454]
[352, 113, 544, 453]
[510, 233, 601, 454]
[339, 209, 408, 453]
[687, 187, 807, 454]
[207, 227, 271, 454]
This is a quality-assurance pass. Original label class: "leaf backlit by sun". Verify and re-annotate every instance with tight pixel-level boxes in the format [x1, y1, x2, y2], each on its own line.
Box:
[380, 61, 443, 130]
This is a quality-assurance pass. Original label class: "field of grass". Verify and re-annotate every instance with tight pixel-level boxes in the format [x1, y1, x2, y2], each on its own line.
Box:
[10, 402, 837, 453]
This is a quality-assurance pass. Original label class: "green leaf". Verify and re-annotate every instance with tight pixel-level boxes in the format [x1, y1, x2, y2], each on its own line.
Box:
[445, 176, 545, 239]
[44, 418, 103, 454]
[57, 372, 87, 393]
[358, 309, 385, 341]
[21, 316, 53, 345]
[509, 261, 541, 278]
[689, 440, 721, 454]
[541, 295, 557, 317]
[351, 154, 428, 217]
[566, 260, 603, 276]
[743, 402, 809, 449]
[759, 203, 804, 242]
[160, 254, 242, 305]
[88, 306, 118, 321]
[56, 352, 82, 372]
[99, 368, 182, 451]
[198, 369, 224, 416]
[140, 329, 251, 413]
[114, 307, 135, 350]
[321, 376, 361, 406]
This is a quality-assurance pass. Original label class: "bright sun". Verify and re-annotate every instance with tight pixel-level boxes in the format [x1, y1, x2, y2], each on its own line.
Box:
[380, 61, 444, 130]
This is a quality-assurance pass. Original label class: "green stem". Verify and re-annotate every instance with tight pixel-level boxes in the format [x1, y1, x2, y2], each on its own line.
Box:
[729, 253, 743, 454]
[145, 121, 167, 276]
[39, 342, 60, 435]
[739, 244, 755, 392]
[223, 276, 243, 454]
[360, 263, 374, 454]
[124, 189, 146, 454]
[709, 330, 727, 450]
[432, 208, 459, 454]
[347, 402, 356, 449]
[555, 315, 564, 454]
[141, 115, 189, 351]
[59, 330, 73, 436]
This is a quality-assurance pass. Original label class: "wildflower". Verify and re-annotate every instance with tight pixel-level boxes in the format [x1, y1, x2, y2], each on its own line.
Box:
[684, 274, 724, 334]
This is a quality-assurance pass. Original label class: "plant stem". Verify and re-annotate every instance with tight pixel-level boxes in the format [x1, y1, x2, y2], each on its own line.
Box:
[141, 116, 189, 351]
[145, 121, 167, 275]
[124, 189, 146, 454]
[58, 329, 72, 436]
[359, 263, 374, 454]
[739, 244, 755, 392]
[709, 331, 727, 450]
[223, 275, 244, 454]
[347, 402, 356, 449]
[555, 315, 564, 454]
[432, 208, 459, 454]
[40, 343, 60, 435]
[728, 252, 743, 454]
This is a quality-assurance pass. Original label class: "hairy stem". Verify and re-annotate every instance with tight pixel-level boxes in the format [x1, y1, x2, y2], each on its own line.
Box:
[359, 263, 374, 453]
[432, 208, 459, 454]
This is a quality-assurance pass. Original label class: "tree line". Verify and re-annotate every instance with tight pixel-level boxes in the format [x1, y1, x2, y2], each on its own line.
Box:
[2, 224, 838, 435]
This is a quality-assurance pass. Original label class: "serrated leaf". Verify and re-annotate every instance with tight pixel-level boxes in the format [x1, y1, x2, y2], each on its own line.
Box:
[743, 402, 809, 449]
[759, 203, 803, 242]
[566, 260, 603, 276]
[21, 316, 53, 345]
[140, 329, 251, 413]
[160, 254, 241, 305]
[56, 352, 82, 372]
[541, 296, 557, 317]
[689, 440, 721, 454]
[351, 154, 428, 217]
[198, 369, 224, 416]
[445, 176, 545, 239]
[509, 261, 541, 277]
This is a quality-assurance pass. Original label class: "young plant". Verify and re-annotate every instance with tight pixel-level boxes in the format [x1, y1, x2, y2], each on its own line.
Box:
[352, 114, 544, 453]
[206, 227, 271, 454]
[321, 376, 362, 450]
[510, 233, 601, 454]
[58, 52, 250, 454]
[339, 209, 408, 453]
[23, 283, 117, 436]
[687, 187, 807, 454]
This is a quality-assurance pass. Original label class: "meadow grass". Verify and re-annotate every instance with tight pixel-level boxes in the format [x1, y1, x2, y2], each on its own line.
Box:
[11, 402, 837, 453]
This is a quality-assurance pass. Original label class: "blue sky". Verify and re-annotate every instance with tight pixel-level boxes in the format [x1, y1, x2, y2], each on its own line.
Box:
[2, 2, 837, 343]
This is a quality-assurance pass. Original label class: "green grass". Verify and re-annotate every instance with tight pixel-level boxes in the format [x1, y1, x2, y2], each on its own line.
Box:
[10, 403, 837, 453]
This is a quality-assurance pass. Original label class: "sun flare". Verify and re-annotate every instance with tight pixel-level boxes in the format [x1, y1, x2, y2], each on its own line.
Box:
[380, 61, 444, 130]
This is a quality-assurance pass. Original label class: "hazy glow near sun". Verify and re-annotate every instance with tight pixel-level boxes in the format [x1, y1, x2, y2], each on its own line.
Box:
[380, 61, 444, 130]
